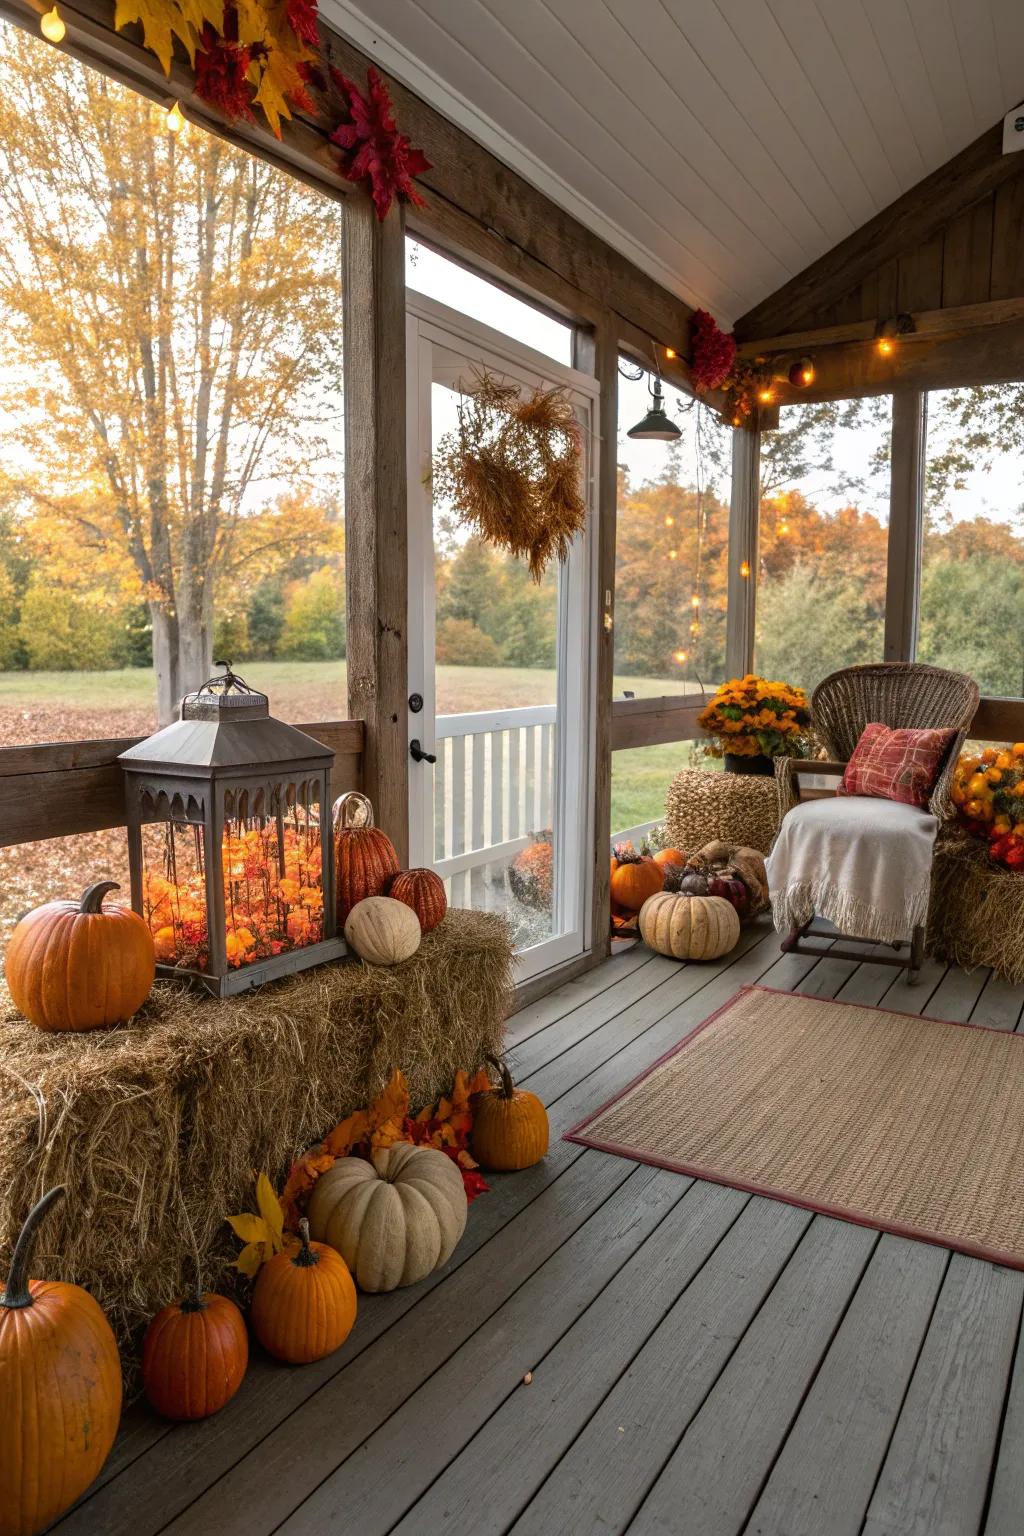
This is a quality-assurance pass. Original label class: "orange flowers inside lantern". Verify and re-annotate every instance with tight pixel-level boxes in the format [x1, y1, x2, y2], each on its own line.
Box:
[119, 666, 345, 996]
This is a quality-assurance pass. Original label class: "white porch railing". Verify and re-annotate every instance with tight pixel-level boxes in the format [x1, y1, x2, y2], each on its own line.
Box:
[432, 705, 556, 906]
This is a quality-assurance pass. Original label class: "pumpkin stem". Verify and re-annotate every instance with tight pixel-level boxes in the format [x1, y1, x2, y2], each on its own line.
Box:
[80, 880, 120, 914]
[180, 1277, 207, 1313]
[293, 1217, 319, 1268]
[333, 791, 374, 831]
[485, 1052, 516, 1100]
[1, 1186, 65, 1310]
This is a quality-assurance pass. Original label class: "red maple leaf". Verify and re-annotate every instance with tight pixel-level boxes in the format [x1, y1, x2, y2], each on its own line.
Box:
[194, 28, 254, 122]
[285, 0, 320, 48]
[328, 67, 431, 220]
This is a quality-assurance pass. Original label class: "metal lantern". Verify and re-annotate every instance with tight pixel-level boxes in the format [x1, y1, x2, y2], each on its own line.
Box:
[118, 666, 345, 996]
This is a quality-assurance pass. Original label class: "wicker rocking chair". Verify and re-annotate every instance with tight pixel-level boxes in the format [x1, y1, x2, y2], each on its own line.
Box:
[773, 662, 979, 981]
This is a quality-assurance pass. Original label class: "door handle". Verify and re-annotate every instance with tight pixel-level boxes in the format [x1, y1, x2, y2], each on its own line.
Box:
[410, 739, 437, 764]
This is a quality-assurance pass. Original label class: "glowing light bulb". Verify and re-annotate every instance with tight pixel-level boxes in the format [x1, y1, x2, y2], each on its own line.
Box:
[667, 549, 678, 561]
[40, 6, 65, 41]
[664, 516, 674, 527]
[690, 620, 700, 635]
[740, 560, 750, 578]
[690, 594, 700, 608]
[665, 347, 677, 360]
[166, 101, 185, 133]
[876, 336, 894, 357]
[731, 414, 743, 428]
[779, 521, 790, 536]
[757, 387, 773, 405]
[673, 649, 688, 664]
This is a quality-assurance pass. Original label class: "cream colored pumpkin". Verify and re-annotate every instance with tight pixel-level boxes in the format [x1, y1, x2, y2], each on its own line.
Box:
[306, 1143, 467, 1292]
[638, 891, 739, 961]
[344, 896, 421, 966]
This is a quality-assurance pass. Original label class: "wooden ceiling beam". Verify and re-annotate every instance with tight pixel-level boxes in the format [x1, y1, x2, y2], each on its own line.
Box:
[735, 295, 1024, 362]
[735, 121, 1024, 342]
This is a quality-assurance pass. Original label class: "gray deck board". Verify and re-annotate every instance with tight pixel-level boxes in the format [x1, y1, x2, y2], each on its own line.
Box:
[63, 925, 1024, 1536]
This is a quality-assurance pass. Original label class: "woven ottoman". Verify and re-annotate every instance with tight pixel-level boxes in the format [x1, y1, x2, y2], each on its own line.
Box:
[665, 767, 781, 856]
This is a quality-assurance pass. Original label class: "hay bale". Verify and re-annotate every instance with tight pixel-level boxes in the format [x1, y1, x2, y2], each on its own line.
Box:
[664, 768, 780, 856]
[0, 909, 512, 1382]
[928, 832, 1024, 983]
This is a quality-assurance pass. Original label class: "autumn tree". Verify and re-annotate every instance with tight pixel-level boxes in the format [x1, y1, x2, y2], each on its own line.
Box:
[0, 23, 342, 719]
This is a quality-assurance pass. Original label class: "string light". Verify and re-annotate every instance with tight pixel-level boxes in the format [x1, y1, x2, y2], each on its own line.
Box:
[664, 515, 675, 527]
[757, 385, 774, 405]
[690, 594, 700, 608]
[740, 560, 751, 578]
[876, 336, 894, 357]
[788, 356, 815, 387]
[40, 5, 65, 41]
[667, 549, 678, 561]
[673, 649, 688, 664]
[165, 101, 185, 133]
[664, 347, 677, 360]
[779, 520, 790, 537]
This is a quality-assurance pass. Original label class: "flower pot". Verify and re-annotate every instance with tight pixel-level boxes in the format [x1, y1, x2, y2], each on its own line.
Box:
[724, 753, 775, 777]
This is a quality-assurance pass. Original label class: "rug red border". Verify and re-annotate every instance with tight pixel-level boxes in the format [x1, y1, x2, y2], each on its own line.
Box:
[563, 983, 1024, 1273]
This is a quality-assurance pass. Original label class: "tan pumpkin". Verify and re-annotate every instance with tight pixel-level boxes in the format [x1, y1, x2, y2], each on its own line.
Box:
[142, 1287, 248, 1420]
[386, 867, 447, 933]
[333, 791, 401, 927]
[638, 891, 740, 961]
[250, 1219, 357, 1364]
[472, 1055, 549, 1171]
[0, 1187, 122, 1536]
[307, 1143, 467, 1292]
[344, 895, 421, 965]
[4, 880, 155, 1032]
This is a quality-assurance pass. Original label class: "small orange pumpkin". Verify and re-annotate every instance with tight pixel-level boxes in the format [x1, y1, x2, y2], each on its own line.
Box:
[609, 845, 664, 913]
[386, 867, 447, 933]
[1, 1187, 122, 1536]
[4, 880, 155, 1032]
[250, 1219, 357, 1364]
[472, 1055, 550, 1172]
[142, 1287, 248, 1420]
[652, 845, 687, 875]
[333, 792, 401, 927]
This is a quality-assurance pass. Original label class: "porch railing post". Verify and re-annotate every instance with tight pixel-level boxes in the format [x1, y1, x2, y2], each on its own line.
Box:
[726, 421, 761, 681]
[885, 388, 927, 663]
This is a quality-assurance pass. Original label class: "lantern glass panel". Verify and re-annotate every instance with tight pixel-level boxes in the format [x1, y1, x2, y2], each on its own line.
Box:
[142, 820, 209, 970]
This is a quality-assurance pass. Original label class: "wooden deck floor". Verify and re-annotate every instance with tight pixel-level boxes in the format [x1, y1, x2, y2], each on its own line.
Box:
[56, 918, 1024, 1536]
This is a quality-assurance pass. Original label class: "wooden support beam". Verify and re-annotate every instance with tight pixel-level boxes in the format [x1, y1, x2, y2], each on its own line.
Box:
[735, 296, 1024, 361]
[583, 318, 617, 956]
[610, 696, 705, 752]
[725, 425, 760, 681]
[884, 390, 927, 663]
[736, 121, 1024, 339]
[343, 196, 409, 861]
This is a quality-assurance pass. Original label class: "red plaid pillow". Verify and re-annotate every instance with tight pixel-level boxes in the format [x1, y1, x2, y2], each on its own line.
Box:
[837, 722, 956, 807]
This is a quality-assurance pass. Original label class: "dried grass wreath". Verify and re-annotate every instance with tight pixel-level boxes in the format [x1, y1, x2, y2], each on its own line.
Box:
[432, 371, 586, 580]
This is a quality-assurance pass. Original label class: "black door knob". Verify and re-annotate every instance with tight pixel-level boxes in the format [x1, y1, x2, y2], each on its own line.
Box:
[410, 738, 437, 764]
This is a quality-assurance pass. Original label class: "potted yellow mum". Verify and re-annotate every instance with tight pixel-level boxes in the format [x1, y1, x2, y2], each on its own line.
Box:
[698, 675, 812, 775]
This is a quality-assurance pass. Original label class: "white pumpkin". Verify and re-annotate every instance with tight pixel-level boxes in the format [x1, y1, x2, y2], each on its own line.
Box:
[344, 895, 421, 965]
[306, 1143, 467, 1292]
[638, 891, 739, 961]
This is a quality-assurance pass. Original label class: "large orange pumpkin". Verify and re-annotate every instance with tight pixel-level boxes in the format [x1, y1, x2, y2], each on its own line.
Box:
[472, 1055, 549, 1171]
[250, 1219, 357, 1364]
[609, 845, 664, 913]
[4, 880, 155, 1032]
[142, 1288, 248, 1420]
[385, 868, 447, 933]
[0, 1187, 122, 1536]
[332, 792, 401, 927]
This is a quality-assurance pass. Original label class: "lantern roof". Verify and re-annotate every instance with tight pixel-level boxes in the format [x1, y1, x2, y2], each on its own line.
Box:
[118, 665, 333, 774]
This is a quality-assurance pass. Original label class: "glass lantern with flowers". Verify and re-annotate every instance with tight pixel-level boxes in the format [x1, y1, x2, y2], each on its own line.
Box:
[951, 742, 1024, 871]
[697, 674, 812, 775]
[119, 666, 345, 996]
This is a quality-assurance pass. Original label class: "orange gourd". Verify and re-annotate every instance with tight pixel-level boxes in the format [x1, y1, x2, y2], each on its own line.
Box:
[385, 867, 448, 933]
[4, 880, 155, 1032]
[250, 1219, 356, 1364]
[472, 1055, 549, 1171]
[652, 846, 687, 875]
[609, 845, 664, 913]
[332, 792, 401, 927]
[0, 1188, 122, 1536]
[142, 1287, 248, 1420]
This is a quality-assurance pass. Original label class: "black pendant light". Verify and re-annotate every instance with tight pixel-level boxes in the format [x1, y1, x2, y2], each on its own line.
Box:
[626, 375, 682, 441]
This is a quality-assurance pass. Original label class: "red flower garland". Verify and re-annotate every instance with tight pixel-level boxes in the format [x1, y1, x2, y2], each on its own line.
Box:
[329, 67, 432, 220]
[194, 26, 255, 122]
[690, 309, 737, 393]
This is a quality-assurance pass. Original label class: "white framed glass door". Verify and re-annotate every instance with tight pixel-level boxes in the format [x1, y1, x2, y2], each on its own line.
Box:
[406, 293, 597, 984]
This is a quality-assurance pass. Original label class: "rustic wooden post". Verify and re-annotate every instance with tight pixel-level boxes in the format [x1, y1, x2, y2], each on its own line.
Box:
[884, 388, 927, 663]
[725, 422, 761, 680]
[342, 194, 409, 861]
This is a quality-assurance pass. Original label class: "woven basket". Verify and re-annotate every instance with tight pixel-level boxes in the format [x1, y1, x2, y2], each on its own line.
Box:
[928, 831, 1024, 984]
[665, 768, 781, 857]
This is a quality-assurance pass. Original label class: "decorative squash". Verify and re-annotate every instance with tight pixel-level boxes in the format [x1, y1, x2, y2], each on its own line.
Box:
[0, 1187, 122, 1536]
[472, 1054, 549, 1171]
[609, 844, 664, 913]
[4, 880, 155, 1032]
[250, 1218, 356, 1364]
[333, 791, 401, 927]
[651, 845, 687, 875]
[508, 832, 554, 912]
[386, 867, 447, 933]
[708, 874, 750, 917]
[344, 895, 421, 965]
[142, 1287, 248, 1420]
[638, 890, 740, 961]
[686, 840, 769, 918]
[307, 1143, 467, 1292]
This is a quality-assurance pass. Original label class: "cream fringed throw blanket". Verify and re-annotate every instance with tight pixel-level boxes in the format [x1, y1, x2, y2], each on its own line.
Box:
[767, 795, 939, 943]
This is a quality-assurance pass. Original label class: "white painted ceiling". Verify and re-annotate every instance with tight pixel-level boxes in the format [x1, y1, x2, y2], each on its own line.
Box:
[323, 0, 1024, 326]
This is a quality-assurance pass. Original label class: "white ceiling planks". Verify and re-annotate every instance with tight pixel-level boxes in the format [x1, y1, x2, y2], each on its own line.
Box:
[323, 0, 1024, 325]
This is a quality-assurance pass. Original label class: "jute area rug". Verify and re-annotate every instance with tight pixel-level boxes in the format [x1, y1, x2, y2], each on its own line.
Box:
[566, 985, 1024, 1269]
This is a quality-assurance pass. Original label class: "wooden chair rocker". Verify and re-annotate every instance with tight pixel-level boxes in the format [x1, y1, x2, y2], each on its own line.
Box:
[768, 662, 979, 983]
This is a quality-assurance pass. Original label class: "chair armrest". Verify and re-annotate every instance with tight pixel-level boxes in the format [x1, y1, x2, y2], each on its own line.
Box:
[787, 759, 848, 779]
[775, 757, 847, 819]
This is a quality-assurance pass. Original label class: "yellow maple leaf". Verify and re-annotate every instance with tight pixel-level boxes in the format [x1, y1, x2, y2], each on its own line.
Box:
[226, 1211, 269, 1243]
[370, 1070, 410, 1131]
[235, 0, 269, 48]
[323, 1108, 369, 1158]
[114, 0, 204, 73]
[234, 1240, 265, 1277]
[250, 47, 297, 139]
[226, 1172, 287, 1274]
[256, 1171, 285, 1249]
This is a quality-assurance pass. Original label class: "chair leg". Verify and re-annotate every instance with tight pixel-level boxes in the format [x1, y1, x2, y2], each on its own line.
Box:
[908, 925, 925, 985]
